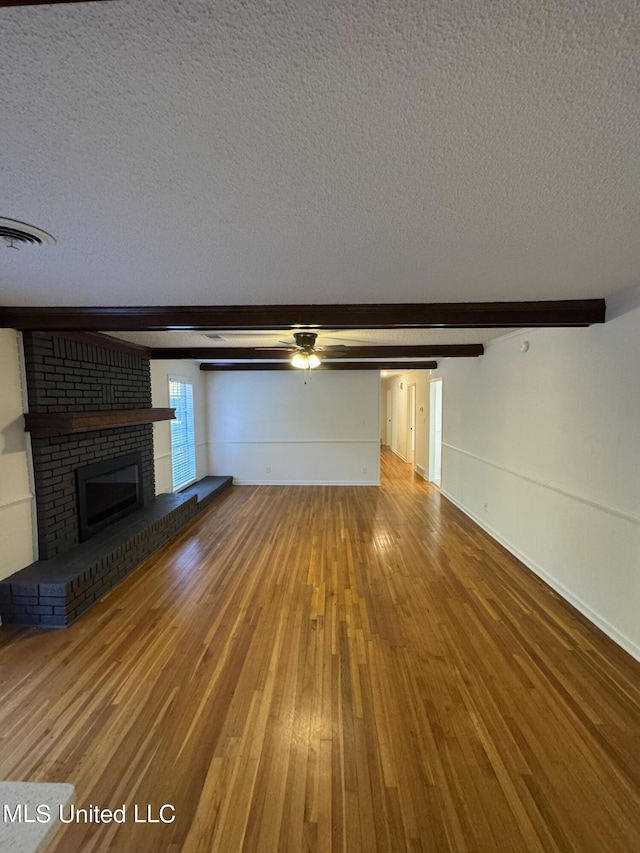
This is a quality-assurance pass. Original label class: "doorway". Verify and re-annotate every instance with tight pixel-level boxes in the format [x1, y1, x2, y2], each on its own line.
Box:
[429, 378, 442, 486]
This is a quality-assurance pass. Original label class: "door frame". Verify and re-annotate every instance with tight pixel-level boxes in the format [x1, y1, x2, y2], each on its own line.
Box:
[429, 378, 443, 485]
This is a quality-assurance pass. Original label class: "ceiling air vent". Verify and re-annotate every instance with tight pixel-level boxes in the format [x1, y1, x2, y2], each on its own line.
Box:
[0, 217, 56, 250]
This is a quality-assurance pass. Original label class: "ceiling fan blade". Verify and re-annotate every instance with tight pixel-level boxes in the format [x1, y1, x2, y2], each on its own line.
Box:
[319, 335, 366, 345]
[316, 345, 350, 354]
[255, 346, 297, 351]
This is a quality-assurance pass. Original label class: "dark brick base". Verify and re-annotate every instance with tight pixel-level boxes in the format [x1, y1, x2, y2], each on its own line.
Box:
[0, 477, 232, 628]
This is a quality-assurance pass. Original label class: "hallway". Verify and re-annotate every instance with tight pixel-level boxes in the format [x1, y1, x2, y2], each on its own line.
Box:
[1, 454, 639, 851]
[379, 444, 432, 488]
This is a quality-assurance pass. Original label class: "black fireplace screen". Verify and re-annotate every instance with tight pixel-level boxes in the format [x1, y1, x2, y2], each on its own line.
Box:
[76, 452, 144, 541]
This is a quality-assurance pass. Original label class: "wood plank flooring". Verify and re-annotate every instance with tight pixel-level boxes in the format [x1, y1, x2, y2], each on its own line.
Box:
[1, 448, 639, 852]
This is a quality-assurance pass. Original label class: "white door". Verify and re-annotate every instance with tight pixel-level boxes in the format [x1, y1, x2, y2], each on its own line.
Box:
[386, 388, 392, 446]
[429, 379, 443, 485]
[407, 384, 416, 465]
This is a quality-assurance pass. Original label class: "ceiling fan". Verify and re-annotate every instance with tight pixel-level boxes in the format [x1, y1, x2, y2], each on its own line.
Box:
[258, 332, 349, 369]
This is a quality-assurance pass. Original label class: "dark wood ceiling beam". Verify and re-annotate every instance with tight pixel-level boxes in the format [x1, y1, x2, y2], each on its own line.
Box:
[0, 299, 606, 331]
[152, 345, 481, 359]
[200, 361, 438, 372]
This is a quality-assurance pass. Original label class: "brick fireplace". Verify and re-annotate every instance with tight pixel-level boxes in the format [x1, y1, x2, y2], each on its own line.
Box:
[23, 332, 156, 559]
[0, 332, 232, 628]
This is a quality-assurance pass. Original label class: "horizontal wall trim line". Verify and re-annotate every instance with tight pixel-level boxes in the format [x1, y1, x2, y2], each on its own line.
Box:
[443, 443, 640, 527]
[441, 488, 640, 664]
[0, 494, 34, 511]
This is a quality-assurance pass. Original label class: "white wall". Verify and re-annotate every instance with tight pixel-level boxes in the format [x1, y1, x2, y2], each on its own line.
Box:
[150, 360, 209, 494]
[383, 370, 431, 477]
[0, 330, 36, 580]
[206, 370, 380, 484]
[434, 289, 640, 661]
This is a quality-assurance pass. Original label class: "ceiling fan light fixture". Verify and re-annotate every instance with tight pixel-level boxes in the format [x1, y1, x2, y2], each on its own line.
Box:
[291, 351, 321, 369]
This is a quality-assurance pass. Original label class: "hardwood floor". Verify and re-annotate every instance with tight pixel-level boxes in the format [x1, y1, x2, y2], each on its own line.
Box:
[1, 448, 639, 852]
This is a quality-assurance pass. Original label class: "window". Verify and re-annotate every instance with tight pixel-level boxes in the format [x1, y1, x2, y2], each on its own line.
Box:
[169, 378, 196, 490]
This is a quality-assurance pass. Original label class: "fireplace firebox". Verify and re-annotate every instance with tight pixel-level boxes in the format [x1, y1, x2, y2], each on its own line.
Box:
[76, 452, 144, 541]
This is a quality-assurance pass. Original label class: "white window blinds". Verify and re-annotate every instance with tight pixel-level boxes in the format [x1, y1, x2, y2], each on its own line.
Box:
[169, 378, 196, 491]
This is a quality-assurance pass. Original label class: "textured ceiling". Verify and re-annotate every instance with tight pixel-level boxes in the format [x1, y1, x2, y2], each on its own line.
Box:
[0, 0, 638, 310]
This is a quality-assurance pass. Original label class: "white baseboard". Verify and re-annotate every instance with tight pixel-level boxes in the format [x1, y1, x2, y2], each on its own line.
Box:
[232, 480, 380, 486]
[389, 447, 408, 463]
[441, 488, 640, 664]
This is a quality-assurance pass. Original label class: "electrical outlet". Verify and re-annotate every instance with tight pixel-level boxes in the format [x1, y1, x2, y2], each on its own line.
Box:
[266, 466, 271, 473]
[362, 466, 367, 474]
[483, 502, 489, 512]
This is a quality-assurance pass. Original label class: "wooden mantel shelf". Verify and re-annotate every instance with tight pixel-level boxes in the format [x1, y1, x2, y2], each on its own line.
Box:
[24, 408, 175, 436]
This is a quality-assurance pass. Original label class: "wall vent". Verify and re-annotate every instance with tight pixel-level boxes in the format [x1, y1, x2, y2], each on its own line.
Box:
[0, 217, 56, 249]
